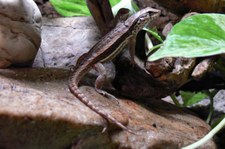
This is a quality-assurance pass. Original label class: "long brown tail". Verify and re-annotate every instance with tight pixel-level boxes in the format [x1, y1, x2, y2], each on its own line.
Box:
[68, 80, 135, 133]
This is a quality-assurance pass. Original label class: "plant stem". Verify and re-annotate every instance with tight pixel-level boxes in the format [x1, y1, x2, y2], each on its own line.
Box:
[170, 94, 182, 107]
[182, 116, 225, 149]
[146, 43, 163, 57]
[150, 44, 163, 52]
[205, 90, 218, 124]
[206, 96, 214, 124]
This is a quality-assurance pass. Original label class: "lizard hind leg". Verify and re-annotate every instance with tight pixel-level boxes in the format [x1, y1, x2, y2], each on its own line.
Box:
[94, 62, 119, 104]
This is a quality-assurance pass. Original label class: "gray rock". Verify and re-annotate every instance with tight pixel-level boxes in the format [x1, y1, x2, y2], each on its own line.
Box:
[0, 0, 42, 68]
[33, 17, 100, 68]
[0, 68, 216, 149]
[0, 16, 217, 148]
[214, 90, 225, 114]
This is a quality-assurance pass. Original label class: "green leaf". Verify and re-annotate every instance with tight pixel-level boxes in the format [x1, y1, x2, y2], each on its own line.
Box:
[50, 0, 90, 16]
[149, 14, 225, 61]
[110, 0, 122, 7]
[112, 0, 139, 16]
[211, 115, 225, 128]
[50, 0, 122, 17]
[180, 91, 208, 106]
[182, 116, 225, 149]
[143, 28, 163, 42]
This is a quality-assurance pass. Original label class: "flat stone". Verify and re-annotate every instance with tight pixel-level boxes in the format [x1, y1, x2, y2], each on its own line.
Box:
[0, 68, 216, 149]
[0, 0, 42, 68]
[33, 17, 100, 68]
[0, 15, 217, 148]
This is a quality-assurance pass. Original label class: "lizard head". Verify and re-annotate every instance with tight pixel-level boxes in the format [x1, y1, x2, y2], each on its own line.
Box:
[125, 7, 160, 35]
[131, 13, 151, 34]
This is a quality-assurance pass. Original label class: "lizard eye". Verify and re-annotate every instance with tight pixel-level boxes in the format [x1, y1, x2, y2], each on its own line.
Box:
[131, 13, 150, 34]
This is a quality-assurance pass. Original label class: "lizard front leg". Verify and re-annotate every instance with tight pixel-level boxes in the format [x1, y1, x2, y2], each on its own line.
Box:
[93, 35, 138, 99]
[94, 62, 119, 102]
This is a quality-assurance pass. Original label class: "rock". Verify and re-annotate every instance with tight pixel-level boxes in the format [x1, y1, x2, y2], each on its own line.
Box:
[28, 16, 217, 148]
[33, 17, 100, 68]
[0, 0, 42, 68]
[0, 68, 216, 149]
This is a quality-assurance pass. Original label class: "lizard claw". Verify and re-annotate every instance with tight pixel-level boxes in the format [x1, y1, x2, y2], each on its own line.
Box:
[101, 124, 108, 133]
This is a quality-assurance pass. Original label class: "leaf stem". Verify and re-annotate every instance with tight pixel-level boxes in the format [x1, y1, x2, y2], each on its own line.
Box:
[204, 90, 218, 124]
[170, 94, 182, 107]
[182, 116, 225, 149]
[147, 43, 163, 57]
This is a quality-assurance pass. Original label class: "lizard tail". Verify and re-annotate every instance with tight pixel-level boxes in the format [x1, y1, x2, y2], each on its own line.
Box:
[68, 81, 135, 134]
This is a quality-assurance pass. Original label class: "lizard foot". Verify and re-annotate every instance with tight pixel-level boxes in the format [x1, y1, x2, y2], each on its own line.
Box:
[95, 88, 120, 105]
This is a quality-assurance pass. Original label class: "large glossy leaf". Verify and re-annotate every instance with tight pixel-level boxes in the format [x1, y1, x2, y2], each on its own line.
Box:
[149, 14, 225, 61]
[50, 0, 121, 16]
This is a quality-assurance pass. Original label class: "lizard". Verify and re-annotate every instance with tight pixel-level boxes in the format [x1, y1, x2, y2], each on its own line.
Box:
[68, 7, 160, 132]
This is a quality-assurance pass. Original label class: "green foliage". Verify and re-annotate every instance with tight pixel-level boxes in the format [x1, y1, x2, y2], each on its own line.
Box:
[179, 91, 208, 106]
[50, 0, 121, 16]
[211, 115, 225, 128]
[143, 28, 163, 43]
[112, 0, 139, 16]
[110, 0, 123, 7]
[149, 14, 225, 61]
[49, 0, 90, 16]
[143, 28, 163, 55]
[182, 116, 225, 149]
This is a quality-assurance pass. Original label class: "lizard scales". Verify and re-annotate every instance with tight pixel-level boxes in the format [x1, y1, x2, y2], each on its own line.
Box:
[69, 7, 160, 132]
